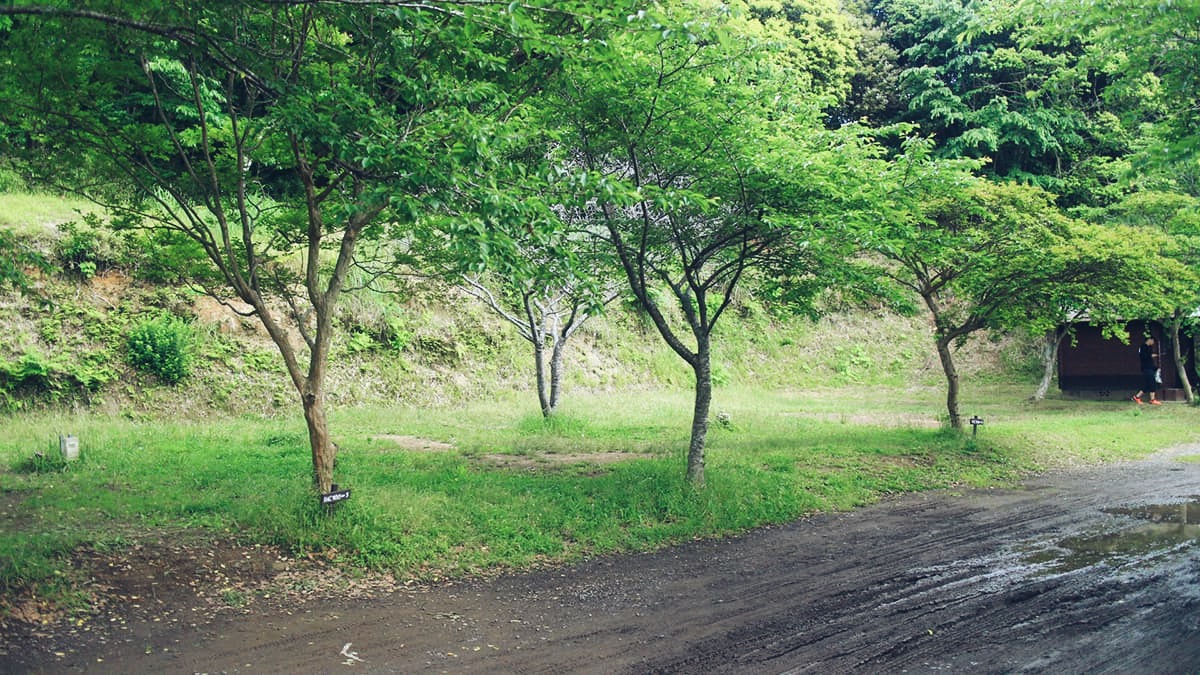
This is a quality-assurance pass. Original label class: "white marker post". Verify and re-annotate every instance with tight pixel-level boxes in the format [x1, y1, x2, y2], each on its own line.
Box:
[59, 434, 80, 461]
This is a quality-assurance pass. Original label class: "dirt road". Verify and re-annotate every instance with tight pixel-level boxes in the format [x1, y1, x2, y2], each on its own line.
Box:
[7, 446, 1200, 673]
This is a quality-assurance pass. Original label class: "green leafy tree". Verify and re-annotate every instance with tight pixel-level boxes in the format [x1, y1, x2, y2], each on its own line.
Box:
[836, 0, 904, 125]
[1027, 0, 1200, 167]
[456, 215, 623, 418]
[745, 0, 863, 105]
[1022, 221, 1173, 402]
[1098, 188, 1200, 402]
[870, 0, 1112, 202]
[548, 1, 868, 485]
[860, 139, 1166, 427]
[1026, 0, 1200, 398]
[403, 101, 626, 418]
[0, 1, 624, 494]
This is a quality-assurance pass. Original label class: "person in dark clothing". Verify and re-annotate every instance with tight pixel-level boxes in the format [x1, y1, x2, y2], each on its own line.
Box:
[1133, 336, 1161, 404]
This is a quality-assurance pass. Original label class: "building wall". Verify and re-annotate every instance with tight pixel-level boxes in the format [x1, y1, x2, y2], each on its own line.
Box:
[1057, 321, 1196, 399]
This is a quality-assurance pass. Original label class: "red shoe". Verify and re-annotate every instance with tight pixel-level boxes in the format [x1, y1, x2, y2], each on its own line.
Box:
[1150, 399, 1163, 405]
[1132, 396, 1143, 404]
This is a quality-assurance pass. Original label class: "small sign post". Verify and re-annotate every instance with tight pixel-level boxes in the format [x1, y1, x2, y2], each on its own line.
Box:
[59, 434, 80, 462]
[320, 483, 351, 508]
[969, 416, 984, 437]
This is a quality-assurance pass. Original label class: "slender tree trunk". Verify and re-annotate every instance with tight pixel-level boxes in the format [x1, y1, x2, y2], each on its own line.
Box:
[601, 204, 710, 486]
[248, 298, 340, 495]
[549, 337, 566, 414]
[922, 292, 964, 430]
[1032, 327, 1068, 401]
[303, 310, 338, 493]
[936, 337, 962, 429]
[687, 334, 713, 486]
[532, 336, 552, 417]
[1168, 313, 1194, 403]
[303, 389, 335, 493]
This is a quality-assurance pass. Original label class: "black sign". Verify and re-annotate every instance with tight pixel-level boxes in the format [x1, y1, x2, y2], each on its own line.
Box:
[969, 416, 984, 426]
[320, 489, 351, 505]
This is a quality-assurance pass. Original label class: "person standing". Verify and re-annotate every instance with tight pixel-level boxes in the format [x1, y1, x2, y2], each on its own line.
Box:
[1132, 336, 1162, 405]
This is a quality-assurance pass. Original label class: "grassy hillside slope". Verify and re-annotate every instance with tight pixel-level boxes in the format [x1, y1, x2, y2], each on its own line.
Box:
[0, 194, 1042, 417]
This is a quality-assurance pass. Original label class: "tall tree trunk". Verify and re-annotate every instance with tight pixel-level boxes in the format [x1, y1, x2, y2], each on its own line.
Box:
[549, 336, 566, 414]
[249, 299, 340, 495]
[1168, 312, 1194, 403]
[304, 308, 338, 493]
[532, 336, 551, 417]
[687, 334, 713, 486]
[936, 337, 962, 429]
[302, 389, 335, 493]
[1032, 326, 1068, 401]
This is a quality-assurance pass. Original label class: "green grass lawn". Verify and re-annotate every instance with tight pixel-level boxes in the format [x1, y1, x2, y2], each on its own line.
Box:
[0, 193, 98, 236]
[2, 383, 1196, 606]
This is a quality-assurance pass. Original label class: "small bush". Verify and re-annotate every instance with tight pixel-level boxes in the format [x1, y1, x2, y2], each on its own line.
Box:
[128, 315, 196, 384]
[128, 229, 215, 285]
[336, 289, 414, 355]
[344, 330, 378, 355]
[0, 164, 27, 192]
[55, 215, 127, 278]
[0, 350, 113, 410]
[13, 450, 71, 474]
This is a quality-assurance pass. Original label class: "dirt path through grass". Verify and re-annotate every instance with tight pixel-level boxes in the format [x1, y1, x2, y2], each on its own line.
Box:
[6, 446, 1200, 673]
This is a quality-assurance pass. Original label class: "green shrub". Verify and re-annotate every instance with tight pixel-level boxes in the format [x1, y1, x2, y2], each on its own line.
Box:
[344, 330, 377, 355]
[336, 289, 414, 354]
[128, 229, 215, 285]
[55, 215, 126, 278]
[0, 164, 27, 192]
[128, 315, 196, 384]
[382, 314, 414, 352]
[0, 350, 113, 410]
[0, 227, 48, 292]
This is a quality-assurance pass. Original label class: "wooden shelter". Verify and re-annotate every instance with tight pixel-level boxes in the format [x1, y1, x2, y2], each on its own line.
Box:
[1057, 320, 1198, 401]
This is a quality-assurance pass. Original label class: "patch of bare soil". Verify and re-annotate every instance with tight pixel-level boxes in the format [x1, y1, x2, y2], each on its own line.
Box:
[368, 435, 654, 469]
[373, 435, 455, 452]
[192, 295, 260, 336]
[780, 410, 943, 428]
[0, 532, 400, 670]
[85, 270, 129, 301]
[0, 488, 34, 530]
[479, 451, 655, 470]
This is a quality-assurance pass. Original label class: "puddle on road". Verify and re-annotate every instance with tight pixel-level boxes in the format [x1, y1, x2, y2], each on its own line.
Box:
[1103, 500, 1200, 524]
[1022, 498, 1200, 573]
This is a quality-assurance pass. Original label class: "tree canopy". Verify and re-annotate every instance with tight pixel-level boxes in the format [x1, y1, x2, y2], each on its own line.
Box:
[0, 0, 633, 493]
[538, 0, 890, 484]
[1, 0, 1197, 493]
[855, 139, 1170, 426]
